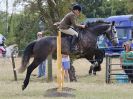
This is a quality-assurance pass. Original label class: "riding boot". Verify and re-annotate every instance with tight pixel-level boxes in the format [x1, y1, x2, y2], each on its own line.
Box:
[71, 35, 78, 52]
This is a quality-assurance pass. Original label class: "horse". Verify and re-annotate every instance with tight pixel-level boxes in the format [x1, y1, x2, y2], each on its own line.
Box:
[88, 48, 105, 75]
[87, 27, 117, 76]
[0, 44, 19, 58]
[18, 21, 118, 90]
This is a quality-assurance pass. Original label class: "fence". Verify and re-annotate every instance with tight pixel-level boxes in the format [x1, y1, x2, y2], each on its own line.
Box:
[105, 54, 133, 83]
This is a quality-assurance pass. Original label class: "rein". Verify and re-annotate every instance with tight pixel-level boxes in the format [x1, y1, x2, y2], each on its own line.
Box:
[110, 37, 118, 42]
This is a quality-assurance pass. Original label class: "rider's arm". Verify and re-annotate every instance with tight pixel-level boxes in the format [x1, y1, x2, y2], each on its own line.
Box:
[70, 15, 85, 28]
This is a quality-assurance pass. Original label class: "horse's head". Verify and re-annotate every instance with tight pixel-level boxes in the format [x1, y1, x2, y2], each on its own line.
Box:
[85, 20, 118, 46]
[103, 21, 118, 46]
[5, 44, 19, 58]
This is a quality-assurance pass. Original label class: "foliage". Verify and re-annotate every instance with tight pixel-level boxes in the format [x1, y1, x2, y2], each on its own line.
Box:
[0, 11, 6, 34]
[76, 0, 128, 18]
[13, 13, 39, 49]
[0, 0, 133, 50]
[8, 0, 77, 49]
[126, 0, 133, 14]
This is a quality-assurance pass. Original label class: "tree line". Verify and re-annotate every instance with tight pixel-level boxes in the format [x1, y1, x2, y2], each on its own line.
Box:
[0, 0, 133, 50]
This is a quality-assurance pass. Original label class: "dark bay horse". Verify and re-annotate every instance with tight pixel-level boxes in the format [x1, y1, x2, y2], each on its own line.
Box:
[18, 21, 118, 90]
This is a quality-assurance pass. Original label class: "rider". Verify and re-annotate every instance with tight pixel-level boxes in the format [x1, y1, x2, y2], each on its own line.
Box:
[58, 4, 85, 52]
[0, 34, 6, 54]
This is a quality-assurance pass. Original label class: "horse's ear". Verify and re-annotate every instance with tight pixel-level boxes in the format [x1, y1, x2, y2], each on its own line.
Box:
[112, 21, 115, 26]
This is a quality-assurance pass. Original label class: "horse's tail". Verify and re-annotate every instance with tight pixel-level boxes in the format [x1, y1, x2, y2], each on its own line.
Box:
[18, 40, 36, 73]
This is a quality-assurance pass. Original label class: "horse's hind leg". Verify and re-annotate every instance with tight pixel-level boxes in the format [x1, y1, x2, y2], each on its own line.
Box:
[68, 64, 77, 82]
[22, 59, 43, 90]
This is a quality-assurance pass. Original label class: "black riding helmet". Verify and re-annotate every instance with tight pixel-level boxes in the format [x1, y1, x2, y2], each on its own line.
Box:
[72, 4, 82, 12]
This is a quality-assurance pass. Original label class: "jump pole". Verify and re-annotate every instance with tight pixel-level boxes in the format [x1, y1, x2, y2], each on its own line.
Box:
[56, 31, 64, 91]
[11, 51, 17, 81]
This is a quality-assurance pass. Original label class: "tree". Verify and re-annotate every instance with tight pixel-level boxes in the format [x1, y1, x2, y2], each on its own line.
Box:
[0, 11, 6, 34]
[13, 0, 75, 35]
[76, 0, 128, 18]
[126, 0, 133, 14]
[4, 0, 133, 50]
[12, 0, 76, 49]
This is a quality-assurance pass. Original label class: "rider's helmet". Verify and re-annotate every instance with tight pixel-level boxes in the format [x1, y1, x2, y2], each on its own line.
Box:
[72, 4, 82, 12]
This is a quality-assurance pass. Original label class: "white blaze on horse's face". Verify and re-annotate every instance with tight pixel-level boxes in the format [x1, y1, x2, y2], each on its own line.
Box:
[106, 24, 118, 46]
[112, 26, 119, 44]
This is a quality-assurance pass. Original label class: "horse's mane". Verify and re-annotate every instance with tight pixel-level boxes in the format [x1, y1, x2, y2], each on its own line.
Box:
[85, 20, 110, 27]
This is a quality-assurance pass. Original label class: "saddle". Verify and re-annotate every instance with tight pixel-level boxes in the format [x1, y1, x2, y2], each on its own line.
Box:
[61, 32, 81, 53]
[54, 22, 82, 53]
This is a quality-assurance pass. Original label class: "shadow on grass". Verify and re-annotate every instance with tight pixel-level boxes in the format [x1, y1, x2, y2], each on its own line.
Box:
[44, 87, 76, 97]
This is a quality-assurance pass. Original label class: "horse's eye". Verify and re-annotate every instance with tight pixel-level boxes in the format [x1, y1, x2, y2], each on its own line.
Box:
[113, 30, 117, 33]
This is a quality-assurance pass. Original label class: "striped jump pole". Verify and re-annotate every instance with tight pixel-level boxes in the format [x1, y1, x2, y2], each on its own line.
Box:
[56, 31, 64, 91]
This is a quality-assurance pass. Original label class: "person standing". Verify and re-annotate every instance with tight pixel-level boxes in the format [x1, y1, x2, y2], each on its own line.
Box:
[62, 54, 70, 82]
[37, 32, 46, 78]
[120, 42, 133, 83]
[0, 34, 6, 56]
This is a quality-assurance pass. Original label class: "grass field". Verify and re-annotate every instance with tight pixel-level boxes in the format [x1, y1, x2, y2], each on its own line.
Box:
[0, 57, 133, 99]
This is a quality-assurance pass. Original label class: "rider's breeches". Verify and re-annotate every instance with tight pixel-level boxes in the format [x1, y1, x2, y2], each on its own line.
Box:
[59, 28, 78, 37]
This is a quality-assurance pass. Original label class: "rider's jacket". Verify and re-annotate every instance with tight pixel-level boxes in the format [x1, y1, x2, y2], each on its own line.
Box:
[59, 11, 81, 29]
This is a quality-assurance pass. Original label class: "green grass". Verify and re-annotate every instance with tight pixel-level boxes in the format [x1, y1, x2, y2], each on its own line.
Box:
[0, 58, 133, 99]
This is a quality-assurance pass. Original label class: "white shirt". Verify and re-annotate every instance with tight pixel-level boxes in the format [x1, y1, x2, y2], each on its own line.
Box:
[62, 55, 70, 62]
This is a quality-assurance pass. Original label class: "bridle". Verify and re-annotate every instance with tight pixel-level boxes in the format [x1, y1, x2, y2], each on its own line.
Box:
[106, 24, 118, 43]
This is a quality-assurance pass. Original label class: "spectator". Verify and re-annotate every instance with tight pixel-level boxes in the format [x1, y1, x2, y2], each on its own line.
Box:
[37, 32, 46, 78]
[62, 54, 70, 82]
[120, 42, 133, 83]
[0, 34, 6, 55]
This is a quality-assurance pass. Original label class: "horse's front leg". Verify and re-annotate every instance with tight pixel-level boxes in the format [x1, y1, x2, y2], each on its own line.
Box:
[88, 59, 95, 75]
[93, 70, 96, 75]
[22, 60, 40, 90]
[89, 65, 93, 75]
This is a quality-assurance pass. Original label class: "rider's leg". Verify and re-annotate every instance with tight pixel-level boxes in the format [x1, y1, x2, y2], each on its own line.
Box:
[59, 28, 78, 37]
[71, 35, 78, 51]
[60, 28, 78, 52]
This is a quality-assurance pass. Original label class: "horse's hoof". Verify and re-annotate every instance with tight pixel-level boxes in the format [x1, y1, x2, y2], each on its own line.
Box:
[70, 79, 77, 82]
[89, 72, 92, 75]
[74, 79, 77, 82]
[93, 73, 96, 75]
[22, 84, 26, 91]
